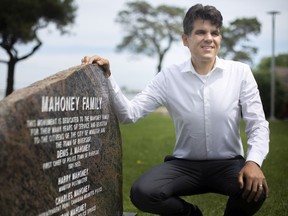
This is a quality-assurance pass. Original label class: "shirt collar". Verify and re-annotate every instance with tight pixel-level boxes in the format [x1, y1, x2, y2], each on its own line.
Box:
[181, 56, 225, 74]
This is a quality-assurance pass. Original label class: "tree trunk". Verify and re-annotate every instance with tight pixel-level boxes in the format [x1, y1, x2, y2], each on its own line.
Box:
[3, 39, 42, 97]
[5, 60, 16, 96]
[157, 53, 164, 74]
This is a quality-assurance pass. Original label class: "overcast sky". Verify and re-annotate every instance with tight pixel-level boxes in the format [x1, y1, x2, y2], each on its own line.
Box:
[1, 0, 287, 95]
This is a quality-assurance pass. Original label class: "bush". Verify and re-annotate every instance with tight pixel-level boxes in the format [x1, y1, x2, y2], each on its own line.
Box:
[254, 71, 288, 119]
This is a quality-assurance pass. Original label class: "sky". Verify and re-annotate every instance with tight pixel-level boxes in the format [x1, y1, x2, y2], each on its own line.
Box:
[1, 0, 288, 97]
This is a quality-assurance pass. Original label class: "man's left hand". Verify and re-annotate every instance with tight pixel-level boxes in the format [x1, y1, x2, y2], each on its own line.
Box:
[238, 161, 268, 202]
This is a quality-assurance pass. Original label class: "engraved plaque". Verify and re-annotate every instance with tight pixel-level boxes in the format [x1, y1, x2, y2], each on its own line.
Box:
[0, 64, 122, 216]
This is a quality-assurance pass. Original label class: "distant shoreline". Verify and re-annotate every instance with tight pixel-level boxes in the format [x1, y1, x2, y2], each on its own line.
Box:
[0, 90, 4, 101]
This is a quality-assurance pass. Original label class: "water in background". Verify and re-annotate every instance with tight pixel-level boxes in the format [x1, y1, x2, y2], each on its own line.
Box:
[0, 90, 4, 101]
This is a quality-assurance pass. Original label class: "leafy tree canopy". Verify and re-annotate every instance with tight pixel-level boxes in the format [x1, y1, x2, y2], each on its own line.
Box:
[219, 18, 261, 64]
[0, 0, 76, 45]
[256, 53, 288, 71]
[115, 1, 185, 73]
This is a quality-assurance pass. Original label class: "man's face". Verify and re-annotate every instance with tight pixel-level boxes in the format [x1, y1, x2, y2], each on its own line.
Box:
[182, 19, 221, 64]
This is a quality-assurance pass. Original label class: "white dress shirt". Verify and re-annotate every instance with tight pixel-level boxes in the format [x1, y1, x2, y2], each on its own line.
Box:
[107, 57, 269, 166]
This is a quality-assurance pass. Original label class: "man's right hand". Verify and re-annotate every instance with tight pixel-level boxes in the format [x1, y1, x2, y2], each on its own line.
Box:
[81, 55, 111, 78]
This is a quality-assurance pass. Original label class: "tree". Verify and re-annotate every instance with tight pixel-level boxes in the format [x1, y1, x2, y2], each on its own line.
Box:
[0, 0, 77, 96]
[254, 54, 288, 119]
[257, 53, 288, 70]
[219, 18, 261, 65]
[115, 1, 185, 73]
[254, 71, 287, 119]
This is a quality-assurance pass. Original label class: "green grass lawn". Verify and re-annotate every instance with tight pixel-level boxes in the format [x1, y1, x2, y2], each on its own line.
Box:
[120, 112, 288, 216]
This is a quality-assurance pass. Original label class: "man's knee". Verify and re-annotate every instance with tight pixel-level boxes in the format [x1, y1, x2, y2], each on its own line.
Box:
[130, 181, 144, 209]
[224, 191, 267, 216]
[130, 180, 167, 212]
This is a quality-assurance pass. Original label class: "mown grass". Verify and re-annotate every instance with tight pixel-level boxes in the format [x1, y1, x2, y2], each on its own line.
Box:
[120, 112, 288, 216]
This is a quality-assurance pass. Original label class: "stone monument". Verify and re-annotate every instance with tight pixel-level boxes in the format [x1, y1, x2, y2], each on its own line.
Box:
[0, 64, 134, 215]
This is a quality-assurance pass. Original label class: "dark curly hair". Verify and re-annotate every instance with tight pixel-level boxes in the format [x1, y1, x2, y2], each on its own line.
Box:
[183, 4, 223, 35]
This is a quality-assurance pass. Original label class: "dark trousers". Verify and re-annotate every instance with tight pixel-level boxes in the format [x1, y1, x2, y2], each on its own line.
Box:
[130, 156, 266, 216]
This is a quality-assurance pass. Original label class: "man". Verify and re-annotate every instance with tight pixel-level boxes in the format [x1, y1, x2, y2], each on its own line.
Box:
[82, 4, 269, 216]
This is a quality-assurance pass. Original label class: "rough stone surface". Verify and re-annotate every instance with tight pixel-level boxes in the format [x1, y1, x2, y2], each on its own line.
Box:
[0, 64, 122, 216]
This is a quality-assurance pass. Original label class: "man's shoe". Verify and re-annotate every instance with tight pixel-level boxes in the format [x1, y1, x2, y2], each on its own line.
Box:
[190, 204, 203, 216]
